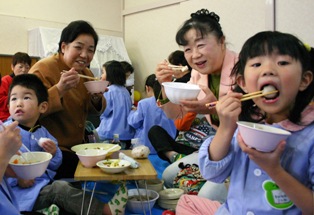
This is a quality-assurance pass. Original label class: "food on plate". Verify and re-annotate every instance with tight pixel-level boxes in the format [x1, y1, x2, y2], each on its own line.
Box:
[101, 159, 124, 167]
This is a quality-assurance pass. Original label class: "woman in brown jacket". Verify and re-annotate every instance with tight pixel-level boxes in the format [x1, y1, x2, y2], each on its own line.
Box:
[29, 20, 106, 178]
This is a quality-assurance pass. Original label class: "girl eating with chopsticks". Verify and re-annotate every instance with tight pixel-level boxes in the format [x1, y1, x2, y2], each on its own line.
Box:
[176, 31, 314, 215]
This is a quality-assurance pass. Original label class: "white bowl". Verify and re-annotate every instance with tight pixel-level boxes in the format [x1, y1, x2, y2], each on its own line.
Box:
[158, 188, 184, 200]
[84, 80, 109, 94]
[76, 149, 108, 168]
[9, 152, 52, 180]
[157, 198, 179, 210]
[237, 121, 291, 152]
[162, 82, 200, 104]
[71, 143, 121, 157]
[126, 189, 159, 214]
[96, 159, 131, 174]
[138, 179, 164, 192]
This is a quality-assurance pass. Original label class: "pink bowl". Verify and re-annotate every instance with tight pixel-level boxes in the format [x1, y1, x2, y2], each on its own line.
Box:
[84, 80, 109, 94]
[237, 121, 291, 152]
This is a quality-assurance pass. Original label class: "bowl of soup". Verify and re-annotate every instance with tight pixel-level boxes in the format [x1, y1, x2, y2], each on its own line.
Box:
[9, 152, 52, 180]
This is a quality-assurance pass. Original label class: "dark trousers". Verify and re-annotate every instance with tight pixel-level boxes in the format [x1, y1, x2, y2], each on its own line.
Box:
[54, 150, 79, 179]
[148, 125, 197, 162]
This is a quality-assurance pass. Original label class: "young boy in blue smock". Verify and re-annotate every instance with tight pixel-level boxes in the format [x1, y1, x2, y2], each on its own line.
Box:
[5, 73, 62, 212]
[6, 74, 128, 215]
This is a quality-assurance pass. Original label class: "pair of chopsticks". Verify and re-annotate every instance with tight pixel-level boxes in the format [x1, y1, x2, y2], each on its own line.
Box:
[205, 90, 278, 108]
[77, 74, 99, 81]
[62, 70, 99, 81]
[168, 64, 189, 72]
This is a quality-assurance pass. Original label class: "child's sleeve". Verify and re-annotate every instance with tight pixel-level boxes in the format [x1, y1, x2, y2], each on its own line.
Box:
[174, 112, 197, 131]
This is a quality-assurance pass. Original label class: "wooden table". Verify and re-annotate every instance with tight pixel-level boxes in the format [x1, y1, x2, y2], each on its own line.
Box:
[74, 150, 157, 181]
[74, 150, 158, 215]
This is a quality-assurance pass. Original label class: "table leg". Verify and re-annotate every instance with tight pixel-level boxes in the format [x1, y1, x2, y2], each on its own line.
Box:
[86, 182, 97, 215]
[135, 180, 154, 215]
[81, 181, 86, 215]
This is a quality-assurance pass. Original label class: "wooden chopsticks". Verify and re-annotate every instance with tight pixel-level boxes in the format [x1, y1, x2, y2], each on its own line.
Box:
[62, 70, 99, 80]
[205, 90, 278, 108]
[77, 74, 99, 81]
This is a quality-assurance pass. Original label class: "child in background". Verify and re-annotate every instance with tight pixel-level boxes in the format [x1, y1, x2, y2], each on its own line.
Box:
[0, 52, 31, 121]
[176, 31, 314, 214]
[120, 61, 134, 95]
[7, 74, 128, 215]
[168, 50, 192, 83]
[97, 60, 135, 149]
[128, 74, 177, 154]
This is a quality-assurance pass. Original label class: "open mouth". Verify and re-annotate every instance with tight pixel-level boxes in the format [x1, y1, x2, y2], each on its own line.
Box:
[261, 85, 279, 100]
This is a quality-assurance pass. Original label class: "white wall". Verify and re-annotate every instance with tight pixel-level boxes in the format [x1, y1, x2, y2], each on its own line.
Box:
[123, 0, 314, 95]
[0, 0, 123, 55]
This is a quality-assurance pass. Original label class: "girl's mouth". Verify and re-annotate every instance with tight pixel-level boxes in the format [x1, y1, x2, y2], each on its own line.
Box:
[261, 85, 279, 100]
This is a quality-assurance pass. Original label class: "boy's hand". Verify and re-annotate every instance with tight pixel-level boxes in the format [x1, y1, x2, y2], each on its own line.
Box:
[18, 178, 35, 188]
[41, 140, 57, 156]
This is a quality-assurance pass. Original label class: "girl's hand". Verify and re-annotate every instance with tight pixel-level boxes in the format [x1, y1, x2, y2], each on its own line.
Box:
[155, 60, 174, 84]
[215, 91, 242, 130]
[41, 140, 57, 156]
[18, 178, 35, 188]
[57, 68, 80, 96]
[237, 132, 285, 174]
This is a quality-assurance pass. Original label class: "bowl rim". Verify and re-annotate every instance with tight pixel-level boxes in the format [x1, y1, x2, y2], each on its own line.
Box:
[71, 143, 121, 152]
[127, 188, 159, 202]
[237, 121, 291, 136]
[83, 80, 109, 85]
[9, 152, 52, 166]
[76, 148, 108, 157]
[162, 82, 200, 90]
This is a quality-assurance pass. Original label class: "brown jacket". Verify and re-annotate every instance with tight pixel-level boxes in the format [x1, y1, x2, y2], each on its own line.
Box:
[29, 53, 106, 151]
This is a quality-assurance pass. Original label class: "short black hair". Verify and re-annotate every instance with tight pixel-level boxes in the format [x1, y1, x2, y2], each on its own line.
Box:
[58, 20, 99, 53]
[120, 61, 134, 74]
[8, 74, 48, 105]
[103, 60, 126, 86]
[12, 52, 31, 66]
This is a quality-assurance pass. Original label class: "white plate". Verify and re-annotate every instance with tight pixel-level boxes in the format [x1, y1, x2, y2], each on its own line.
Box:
[96, 159, 131, 174]
[71, 143, 121, 156]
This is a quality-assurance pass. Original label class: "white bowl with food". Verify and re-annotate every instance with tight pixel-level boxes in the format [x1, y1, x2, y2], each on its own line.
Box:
[76, 149, 108, 168]
[96, 159, 131, 174]
[126, 189, 159, 214]
[162, 82, 200, 104]
[71, 143, 121, 157]
[84, 80, 109, 94]
[237, 121, 291, 152]
[9, 152, 52, 180]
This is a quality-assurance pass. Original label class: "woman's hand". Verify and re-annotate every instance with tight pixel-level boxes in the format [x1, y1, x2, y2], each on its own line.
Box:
[180, 85, 216, 114]
[57, 68, 80, 96]
[0, 121, 21, 162]
[155, 60, 174, 84]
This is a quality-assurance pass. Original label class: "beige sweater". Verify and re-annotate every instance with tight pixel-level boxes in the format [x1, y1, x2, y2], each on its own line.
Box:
[29, 53, 106, 151]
